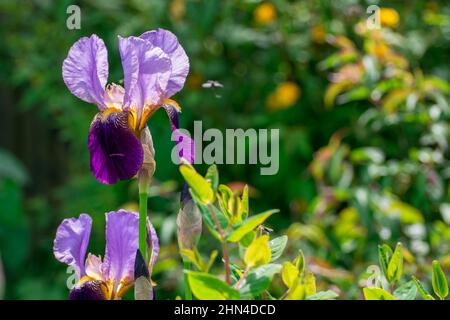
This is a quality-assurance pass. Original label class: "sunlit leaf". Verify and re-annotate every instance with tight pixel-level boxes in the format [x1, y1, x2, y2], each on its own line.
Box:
[187, 271, 240, 300]
[412, 276, 435, 300]
[244, 235, 271, 268]
[281, 262, 299, 288]
[226, 210, 277, 242]
[205, 164, 219, 192]
[387, 243, 403, 284]
[432, 260, 448, 300]
[363, 287, 396, 300]
[180, 164, 214, 204]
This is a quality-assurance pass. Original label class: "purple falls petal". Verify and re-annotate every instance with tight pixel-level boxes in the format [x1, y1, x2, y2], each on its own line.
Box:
[102, 210, 139, 296]
[53, 214, 92, 278]
[62, 35, 108, 109]
[69, 280, 106, 300]
[88, 111, 144, 184]
[146, 218, 159, 275]
[118, 36, 172, 113]
[140, 29, 189, 98]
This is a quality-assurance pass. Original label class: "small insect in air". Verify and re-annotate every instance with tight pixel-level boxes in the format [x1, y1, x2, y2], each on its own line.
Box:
[202, 80, 224, 98]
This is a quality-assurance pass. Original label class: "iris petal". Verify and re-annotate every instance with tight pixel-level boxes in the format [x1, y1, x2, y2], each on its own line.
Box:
[62, 34, 109, 109]
[102, 210, 139, 298]
[69, 280, 106, 300]
[88, 111, 144, 184]
[53, 214, 92, 278]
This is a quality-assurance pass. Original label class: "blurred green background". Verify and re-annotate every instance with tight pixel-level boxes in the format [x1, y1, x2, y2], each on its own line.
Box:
[0, 0, 449, 299]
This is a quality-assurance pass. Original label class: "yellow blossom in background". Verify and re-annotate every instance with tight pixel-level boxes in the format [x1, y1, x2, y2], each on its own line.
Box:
[170, 0, 185, 21]
[266, 81, 301, 111]
[254, 2, 277, 25]
[311, 24, 326, 44]
[380, 7, 399, 28]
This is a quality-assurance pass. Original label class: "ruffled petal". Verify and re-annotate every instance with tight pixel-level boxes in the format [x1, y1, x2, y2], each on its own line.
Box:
[53, 214, 92, 278]
[88, 111, 144, 184]
[102, 210, 139, 298]
[85, 253, 104, 282]
[62, 34, 108, 109]
[140, 29, 189, 98]
[118, 36, 172, 115]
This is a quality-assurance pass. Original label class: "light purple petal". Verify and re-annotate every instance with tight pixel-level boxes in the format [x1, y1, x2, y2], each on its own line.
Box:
[102, 210, 139, 291]
[146, 218, 159, 275]
[172, 129, 195, 164]
[88, 111, 144, 184]
[140, 29, 189, 98]
[62, 35, 108, 109]
[53, 214, 92, 278]
[162, 102, 195, 164]
[118, 36, 172, 114]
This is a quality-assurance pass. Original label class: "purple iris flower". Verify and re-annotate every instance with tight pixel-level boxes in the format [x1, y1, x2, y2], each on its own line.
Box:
[53, 210, 159, 300]
[62, 29, 194, 184]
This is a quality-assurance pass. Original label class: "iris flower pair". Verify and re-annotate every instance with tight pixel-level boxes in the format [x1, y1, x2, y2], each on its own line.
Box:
[55, 29, 192, 299]
[53, 210, 159, 300]
[62, 28, 193, 184]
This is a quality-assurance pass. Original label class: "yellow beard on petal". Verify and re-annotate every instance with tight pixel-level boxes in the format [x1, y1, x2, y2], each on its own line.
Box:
[99, 107, 123, 122]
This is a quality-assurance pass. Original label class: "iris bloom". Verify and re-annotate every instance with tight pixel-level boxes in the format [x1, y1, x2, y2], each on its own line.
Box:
[62, 29, 193, 184]
[53, 210, 159, 300]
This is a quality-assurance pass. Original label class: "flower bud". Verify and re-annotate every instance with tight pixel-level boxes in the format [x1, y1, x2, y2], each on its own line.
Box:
[177, 184, 202, 251]
[137, 127, 156, 194]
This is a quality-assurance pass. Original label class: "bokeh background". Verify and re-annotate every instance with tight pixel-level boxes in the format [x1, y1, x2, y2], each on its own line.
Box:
[0, 0, 449, 299]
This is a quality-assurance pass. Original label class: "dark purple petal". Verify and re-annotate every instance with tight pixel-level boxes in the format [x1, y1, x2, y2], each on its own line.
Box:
[53, 214, 92, 278]
[69, 280, 106, 300]
[88, 111, 143, 184]
[162, 102, 195, 164]
[102, 210, 139, 296]
[140, 29, 189, 98]
[118, 36, 172, 114]
[62, 35, 108, 109]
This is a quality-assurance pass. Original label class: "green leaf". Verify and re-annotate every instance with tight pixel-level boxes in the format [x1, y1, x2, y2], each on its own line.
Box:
[363, 287, 396, 300]
[239, 264, 282, 299]
[226, 210, 278, 242]
[190, 191, 228, 240]
[180, 164, 214, 204]
[394, 281, 417, 300]
[294, 250, 306, 275]
[268, 235, 288, 262]
[387, 243, 403, 284]
[239, 185, 249, 220]
[205, 164, 219, 192]
[412, 276, 435, 300]
[187, 271, 240, 300]
[432, 260, 449, 299]
[378, 244, 393, 279]
[306, 290, 339, 300]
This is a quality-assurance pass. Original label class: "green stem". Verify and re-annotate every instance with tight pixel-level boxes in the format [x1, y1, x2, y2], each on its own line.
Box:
[139, 192, 148, 262]
[184, 261, 192, 300]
